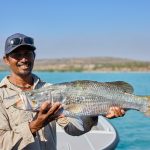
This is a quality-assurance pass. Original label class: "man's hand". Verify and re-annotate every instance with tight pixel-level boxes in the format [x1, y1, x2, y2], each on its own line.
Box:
[105, 106, 125, 119]
[29, 101, 63, 135]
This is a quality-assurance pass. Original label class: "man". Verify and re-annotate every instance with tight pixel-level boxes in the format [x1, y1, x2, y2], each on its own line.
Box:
[0, 33, 124, 150]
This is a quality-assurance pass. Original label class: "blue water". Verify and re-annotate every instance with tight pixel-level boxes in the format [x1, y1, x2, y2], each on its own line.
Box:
[1, 71, 150, 149]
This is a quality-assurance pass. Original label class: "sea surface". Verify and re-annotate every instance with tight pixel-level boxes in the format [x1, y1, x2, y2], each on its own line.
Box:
[0, 71, 150, 150]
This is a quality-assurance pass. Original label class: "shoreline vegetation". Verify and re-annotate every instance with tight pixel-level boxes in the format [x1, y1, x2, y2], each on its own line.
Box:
[0, 57, 150, 72]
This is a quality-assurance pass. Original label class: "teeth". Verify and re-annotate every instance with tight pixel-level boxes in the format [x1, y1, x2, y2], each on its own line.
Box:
[18, 63, 30, 67]
[21, 65, 28, 68]
[18, 64, 30, 69]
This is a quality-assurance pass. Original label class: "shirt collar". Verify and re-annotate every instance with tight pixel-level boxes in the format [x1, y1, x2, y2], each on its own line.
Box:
[0, 74, 41, 91]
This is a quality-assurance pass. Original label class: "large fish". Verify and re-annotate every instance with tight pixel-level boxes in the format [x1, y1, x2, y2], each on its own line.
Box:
[4, 80, 150, 117]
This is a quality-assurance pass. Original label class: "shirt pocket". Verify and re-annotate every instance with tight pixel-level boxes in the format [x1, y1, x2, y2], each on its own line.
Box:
[3, 99, 33, 126]
[3, 98, 17, 113]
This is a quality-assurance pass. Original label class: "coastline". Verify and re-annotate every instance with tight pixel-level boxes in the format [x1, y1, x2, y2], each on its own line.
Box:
[0, 57, 150, 72]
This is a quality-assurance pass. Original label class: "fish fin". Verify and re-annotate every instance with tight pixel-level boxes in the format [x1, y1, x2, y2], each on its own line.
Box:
[106, 81, 134, 93]
[68, 117, 84, 131]
[144, 96, 150, 117]
[145, 110, 150, 117]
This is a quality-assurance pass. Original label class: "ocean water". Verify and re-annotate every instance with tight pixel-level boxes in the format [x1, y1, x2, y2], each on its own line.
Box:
[1, 71, 150, 149]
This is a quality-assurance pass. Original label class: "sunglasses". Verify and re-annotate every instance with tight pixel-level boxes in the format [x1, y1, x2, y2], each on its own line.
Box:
[8, 37, 34, 47]
[9, 51, 35, 59]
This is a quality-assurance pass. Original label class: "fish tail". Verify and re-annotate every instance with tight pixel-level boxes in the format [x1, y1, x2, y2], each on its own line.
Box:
[144, 96, 150, 117]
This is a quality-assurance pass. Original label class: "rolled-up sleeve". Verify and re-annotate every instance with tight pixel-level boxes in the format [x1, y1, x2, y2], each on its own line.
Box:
[0, 102, 35, 150]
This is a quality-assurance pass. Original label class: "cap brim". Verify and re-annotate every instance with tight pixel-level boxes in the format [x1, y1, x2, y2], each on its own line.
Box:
[6, 44, 36, 54]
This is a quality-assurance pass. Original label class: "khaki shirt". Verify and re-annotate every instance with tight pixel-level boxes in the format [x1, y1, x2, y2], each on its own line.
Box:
[0, 74, 97, 150]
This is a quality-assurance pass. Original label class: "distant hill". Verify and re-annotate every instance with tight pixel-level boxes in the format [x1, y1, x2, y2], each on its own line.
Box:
[0, 57, 150, 72]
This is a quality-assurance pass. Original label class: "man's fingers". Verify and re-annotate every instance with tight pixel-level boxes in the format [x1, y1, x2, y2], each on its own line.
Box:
[53, 104, 63, 114]
[46, 103, 64, 122]
[47, 102, 62, 116]
[106, 113, 114, 119]
[39, 101, 52, 114]
[121, 109, 125, 115]
[106, 106, 125, 119]
[113, 107, 122, 116]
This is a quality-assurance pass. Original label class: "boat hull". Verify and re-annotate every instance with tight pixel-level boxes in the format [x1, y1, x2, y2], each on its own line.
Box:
[57, 116, 119, 150]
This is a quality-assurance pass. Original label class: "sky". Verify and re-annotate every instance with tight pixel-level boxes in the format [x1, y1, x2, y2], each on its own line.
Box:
[0, 0, 150, 61]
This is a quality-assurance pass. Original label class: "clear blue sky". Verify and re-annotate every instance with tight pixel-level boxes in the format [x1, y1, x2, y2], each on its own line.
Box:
[0, 0, 150, 61]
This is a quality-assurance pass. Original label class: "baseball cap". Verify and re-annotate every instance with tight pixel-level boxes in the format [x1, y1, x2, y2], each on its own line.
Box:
[5, 33, 36, 55]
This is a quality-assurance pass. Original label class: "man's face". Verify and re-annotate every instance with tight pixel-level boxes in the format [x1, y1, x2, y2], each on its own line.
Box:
[4, 47, 35, 77]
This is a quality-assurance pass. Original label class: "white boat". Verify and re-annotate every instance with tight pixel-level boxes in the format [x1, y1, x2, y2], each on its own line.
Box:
[57, 116, 119, 150]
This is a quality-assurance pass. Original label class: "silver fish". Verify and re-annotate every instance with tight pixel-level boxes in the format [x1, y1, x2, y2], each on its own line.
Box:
[4, 80, 150, 117]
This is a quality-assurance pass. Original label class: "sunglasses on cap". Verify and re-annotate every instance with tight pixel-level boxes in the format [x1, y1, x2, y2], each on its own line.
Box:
[8, 37, 34, 47]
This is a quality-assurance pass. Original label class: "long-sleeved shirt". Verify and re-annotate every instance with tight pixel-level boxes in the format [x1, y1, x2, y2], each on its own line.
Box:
[0, 74, 98, 150]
